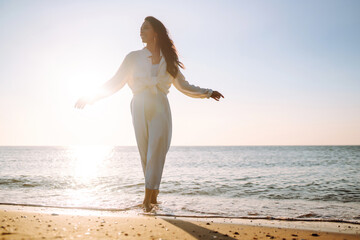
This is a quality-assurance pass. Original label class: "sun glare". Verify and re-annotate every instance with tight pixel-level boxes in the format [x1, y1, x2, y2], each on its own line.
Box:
[67, 75, 100, 102]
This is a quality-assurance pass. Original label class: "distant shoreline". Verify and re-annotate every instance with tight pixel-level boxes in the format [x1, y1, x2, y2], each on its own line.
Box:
[1, 145, 360, 147]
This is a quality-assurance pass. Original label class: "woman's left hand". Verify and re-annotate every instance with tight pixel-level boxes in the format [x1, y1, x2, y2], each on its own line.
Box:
[210, 91, 224, 101]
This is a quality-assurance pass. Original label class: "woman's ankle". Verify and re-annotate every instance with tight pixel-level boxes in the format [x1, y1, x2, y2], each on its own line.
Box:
[150, 190, 159, 203]
[143, 197, 151, 204]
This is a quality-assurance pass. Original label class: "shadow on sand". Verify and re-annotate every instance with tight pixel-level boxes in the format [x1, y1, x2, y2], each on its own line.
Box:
[162, 217, 237, 240]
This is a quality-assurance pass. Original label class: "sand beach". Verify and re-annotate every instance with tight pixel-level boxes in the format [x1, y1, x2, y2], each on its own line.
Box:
[0, 204, 359, 240]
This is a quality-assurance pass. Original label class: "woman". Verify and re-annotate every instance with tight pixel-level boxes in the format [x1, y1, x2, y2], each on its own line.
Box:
[74, 16, 224, 212]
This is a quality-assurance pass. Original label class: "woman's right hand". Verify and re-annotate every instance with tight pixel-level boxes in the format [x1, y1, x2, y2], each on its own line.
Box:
[74, 96, 94, 109]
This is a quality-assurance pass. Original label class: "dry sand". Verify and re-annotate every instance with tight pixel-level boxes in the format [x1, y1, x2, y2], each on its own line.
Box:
[0, 204, 359, 240]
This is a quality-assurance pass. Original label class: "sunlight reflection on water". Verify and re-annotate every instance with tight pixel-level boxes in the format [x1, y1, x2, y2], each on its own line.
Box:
[67, 145, 114, 181]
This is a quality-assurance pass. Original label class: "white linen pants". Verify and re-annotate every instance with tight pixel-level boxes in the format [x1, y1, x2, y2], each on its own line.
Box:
[130, 88, 172, 190]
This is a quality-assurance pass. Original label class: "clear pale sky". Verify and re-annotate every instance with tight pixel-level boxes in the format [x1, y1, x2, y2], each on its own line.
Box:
[0, 0, 359, 146]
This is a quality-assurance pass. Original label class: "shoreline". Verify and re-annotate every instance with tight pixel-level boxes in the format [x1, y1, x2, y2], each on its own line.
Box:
[1, 202, 359, 225]
[0, 204, 359, 239]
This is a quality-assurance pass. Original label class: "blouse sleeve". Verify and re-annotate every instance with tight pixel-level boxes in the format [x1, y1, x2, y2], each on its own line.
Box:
[91, 52, 132, 102]
[172, 68, 213, 99]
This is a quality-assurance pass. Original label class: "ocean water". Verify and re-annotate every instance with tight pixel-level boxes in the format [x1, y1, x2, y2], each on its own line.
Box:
[0, 146, 359, 222]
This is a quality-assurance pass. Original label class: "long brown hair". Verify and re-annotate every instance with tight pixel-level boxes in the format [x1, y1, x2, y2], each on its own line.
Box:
[144, 16, 185, 78]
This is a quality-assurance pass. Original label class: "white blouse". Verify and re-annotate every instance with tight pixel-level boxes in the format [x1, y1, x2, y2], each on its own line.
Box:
[151, 63, 159, 77]
[93, 47, 213, 101]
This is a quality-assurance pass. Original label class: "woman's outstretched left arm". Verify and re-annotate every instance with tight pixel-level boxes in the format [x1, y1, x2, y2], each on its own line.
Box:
[172, 69, 224, 101]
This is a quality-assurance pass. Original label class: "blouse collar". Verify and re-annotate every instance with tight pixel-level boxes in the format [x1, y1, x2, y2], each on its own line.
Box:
[142, 47, 163, 58]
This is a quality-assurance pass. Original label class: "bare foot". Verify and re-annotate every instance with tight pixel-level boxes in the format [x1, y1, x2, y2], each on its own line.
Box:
[143, 202, 153, 212]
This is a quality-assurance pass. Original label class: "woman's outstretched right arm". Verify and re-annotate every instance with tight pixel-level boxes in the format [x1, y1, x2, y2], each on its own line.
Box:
[74, 52, 132, 109]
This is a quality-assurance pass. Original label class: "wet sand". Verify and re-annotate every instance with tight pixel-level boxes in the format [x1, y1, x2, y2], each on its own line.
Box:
[0, 205, 359, 239]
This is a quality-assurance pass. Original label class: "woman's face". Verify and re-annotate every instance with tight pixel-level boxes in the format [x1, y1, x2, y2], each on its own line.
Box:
[140, 20, 157, 43]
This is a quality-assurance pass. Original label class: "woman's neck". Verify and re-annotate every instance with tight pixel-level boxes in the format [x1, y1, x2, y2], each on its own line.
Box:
[146, 43, 160, 56]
